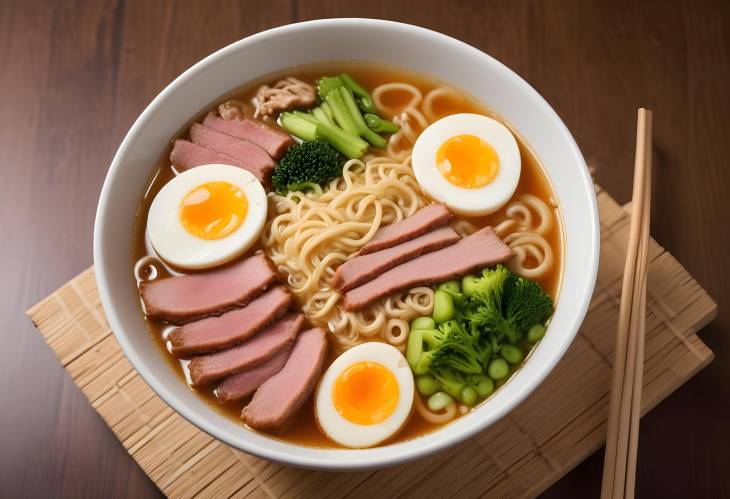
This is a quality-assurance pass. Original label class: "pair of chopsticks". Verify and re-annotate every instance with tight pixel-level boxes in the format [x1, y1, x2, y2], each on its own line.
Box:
[601, 108, 653, 499]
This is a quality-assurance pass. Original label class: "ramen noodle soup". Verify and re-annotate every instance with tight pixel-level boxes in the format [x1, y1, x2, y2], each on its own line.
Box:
[132, 62, 563, 448]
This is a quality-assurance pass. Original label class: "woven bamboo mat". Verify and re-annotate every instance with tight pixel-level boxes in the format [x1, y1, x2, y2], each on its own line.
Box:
[27, 185, 717, 498]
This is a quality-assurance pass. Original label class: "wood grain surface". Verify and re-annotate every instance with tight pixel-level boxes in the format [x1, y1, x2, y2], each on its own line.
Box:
[1, 1, 728, 497]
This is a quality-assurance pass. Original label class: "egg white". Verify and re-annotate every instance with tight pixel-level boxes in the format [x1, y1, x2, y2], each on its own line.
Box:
[412, 113, 521, 216]
[315, 342, 414, 448]
[147, 164, 267, 270]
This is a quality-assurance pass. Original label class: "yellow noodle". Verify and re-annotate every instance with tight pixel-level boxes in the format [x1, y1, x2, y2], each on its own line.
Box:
[261, 157, 432, 350]
[422, 87, 464, 122]
[372, 82, 422, 117]
[498, 195, 556, 279]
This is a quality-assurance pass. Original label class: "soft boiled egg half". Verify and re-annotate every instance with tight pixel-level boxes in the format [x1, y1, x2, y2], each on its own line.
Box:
[315, 342, 414, 448]
[412, 113, 521, 216]
[147, 164, 267, 270]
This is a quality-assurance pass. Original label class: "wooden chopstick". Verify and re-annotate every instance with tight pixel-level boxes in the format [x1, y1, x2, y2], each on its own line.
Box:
[625, 110, 652, 497]
[601, 108, 653, 499]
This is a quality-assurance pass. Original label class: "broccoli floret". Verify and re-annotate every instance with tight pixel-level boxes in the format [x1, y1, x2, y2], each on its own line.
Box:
[271, 141, 342, 195]
[461, 265, 512, 339]
[503, 272, 554, 333]
[462, 265, 553, 343]
[408, 320, 488, 379]
[429, 320, 485, 374]
[405, 264, 553, 405]
[469, 265, 510, 315]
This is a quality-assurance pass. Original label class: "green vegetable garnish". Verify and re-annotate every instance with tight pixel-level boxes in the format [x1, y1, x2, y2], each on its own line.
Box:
[364, 113, 399, 134]
[406, 264, 553, 406]
[462, 265, 553, 344]
[340, 73, 377, 114]
[271, 141, 342, 195]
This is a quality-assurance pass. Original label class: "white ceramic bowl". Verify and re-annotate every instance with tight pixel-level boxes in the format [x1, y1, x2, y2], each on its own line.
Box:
[94, 19, 599, 470]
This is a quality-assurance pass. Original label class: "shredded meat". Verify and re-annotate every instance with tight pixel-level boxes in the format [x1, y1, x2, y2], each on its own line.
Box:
[218, 100, 246, 120]
[255, 77, 316, 118]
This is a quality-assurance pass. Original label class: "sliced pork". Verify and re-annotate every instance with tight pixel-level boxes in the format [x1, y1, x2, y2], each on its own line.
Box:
[202, 112, 294, 159]
[216, 347, 291, 403]
[169, 286, 292, 358]
[140, 252, 278, 324]
[342, 227, 514, 311]
[332, 226, 461, 292]
[188, 314, 304, 387]
[242, 327, 328, 432]
[189, 123, 275, 183]
[358, 204, 452, 255]
[170, 139, 242, 172]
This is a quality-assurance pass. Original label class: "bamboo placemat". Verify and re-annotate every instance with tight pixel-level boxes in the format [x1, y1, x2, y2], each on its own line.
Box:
[27, 186, 717, 498]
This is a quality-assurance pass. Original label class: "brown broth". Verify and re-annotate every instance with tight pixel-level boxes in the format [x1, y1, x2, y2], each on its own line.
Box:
[131, 62, 564, 449]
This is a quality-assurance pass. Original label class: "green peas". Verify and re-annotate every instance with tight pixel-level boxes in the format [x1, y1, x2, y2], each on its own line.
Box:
[437, 280, 461, 294]
[415, 375, 440, 396]
[410, 316, 436, 331]
[500, 344, 524, 365]
[487, 358, 510, 380]
[476, 377, 494, 397]
[527, 324, 546, 343]
[432, 290, 454, 323]
[461, 386, 478, 406]
[462, 275, 480, 296]
[427, 392, 454, 411]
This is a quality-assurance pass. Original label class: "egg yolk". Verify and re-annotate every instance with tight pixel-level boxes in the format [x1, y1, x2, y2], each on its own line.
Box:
[179, 181, 247, 239]
[436, 134, 499, 189]
[332, 361, 399, 425]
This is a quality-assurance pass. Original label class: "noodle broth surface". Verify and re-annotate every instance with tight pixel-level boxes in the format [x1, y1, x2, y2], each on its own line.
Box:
[131, 62, 563, 448]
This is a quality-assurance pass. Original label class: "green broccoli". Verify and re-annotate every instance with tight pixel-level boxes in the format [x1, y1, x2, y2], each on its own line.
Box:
[462, 265, 553, 343]
[429, 320, 486, 374]
[408, 320, 490, 374]
[271, 141, 342, 195]
[406, 320, 491, 403]
[405, 264, 553, 405]
[503, 273, 554, 333]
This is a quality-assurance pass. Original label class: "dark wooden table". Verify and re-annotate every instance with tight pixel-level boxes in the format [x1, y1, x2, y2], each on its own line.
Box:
[2, 1, 728, 497]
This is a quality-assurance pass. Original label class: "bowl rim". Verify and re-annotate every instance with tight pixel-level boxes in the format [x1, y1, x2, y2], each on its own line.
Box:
[94, 18, 599, 470]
